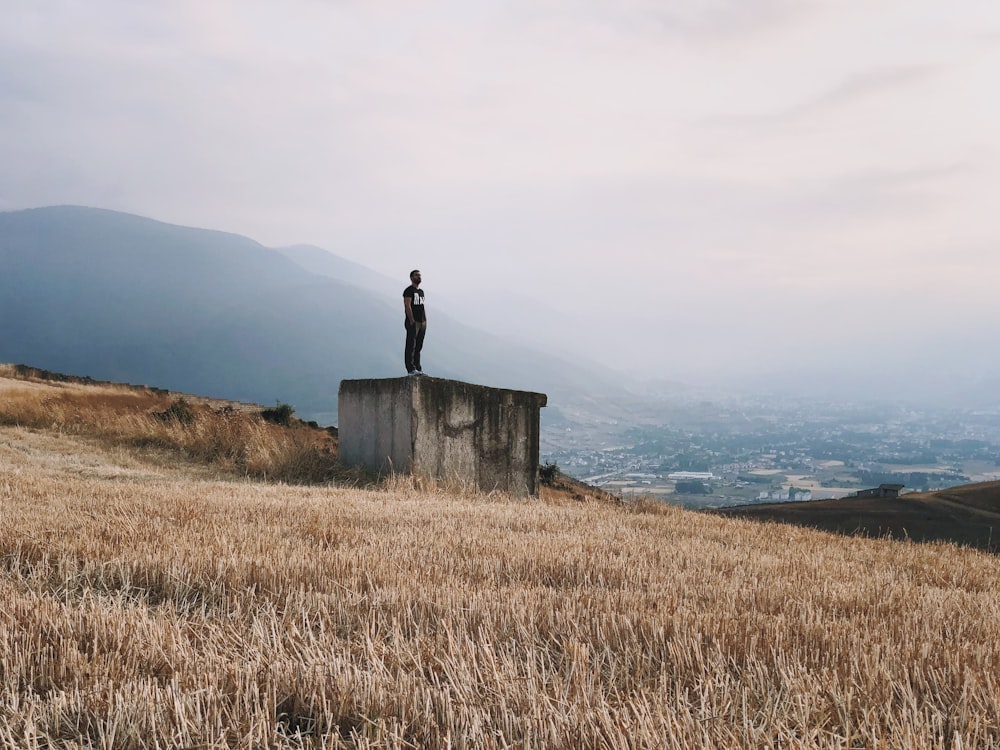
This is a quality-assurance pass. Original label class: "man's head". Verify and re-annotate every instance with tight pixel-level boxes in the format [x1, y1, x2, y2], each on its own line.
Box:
[410, 269, 422, 285]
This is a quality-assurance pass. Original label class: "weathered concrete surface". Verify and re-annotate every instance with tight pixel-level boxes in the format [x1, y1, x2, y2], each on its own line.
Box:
[338, 378, 416, 474]
[338, 377, 547, 496]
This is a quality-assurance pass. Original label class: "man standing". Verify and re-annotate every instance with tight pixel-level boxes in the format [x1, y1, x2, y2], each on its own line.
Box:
[403, 269, 426, 375]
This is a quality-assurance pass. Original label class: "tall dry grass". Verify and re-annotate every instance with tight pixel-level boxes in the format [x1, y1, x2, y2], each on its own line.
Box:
[0, 371, 339, 483]
[2, 421, 1000, 748]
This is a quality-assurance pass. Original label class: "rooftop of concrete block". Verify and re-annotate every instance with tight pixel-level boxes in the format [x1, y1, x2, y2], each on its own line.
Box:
[339, 376, 547, 407]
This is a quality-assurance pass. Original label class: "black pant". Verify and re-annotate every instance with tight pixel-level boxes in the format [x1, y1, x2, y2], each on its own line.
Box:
[404, 319, 426, 372]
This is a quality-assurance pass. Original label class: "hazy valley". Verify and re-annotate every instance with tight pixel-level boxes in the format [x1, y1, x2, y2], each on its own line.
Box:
[548, 393, 1000, 508]
[5, 204, 999, 515]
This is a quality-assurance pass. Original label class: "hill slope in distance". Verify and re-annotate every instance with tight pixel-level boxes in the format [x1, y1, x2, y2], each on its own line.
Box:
[715, 481, 1000, 553]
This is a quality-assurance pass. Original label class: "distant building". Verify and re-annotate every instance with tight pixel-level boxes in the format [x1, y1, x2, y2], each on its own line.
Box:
[855, 483, 905, 499]
[668, 471, 715, 481]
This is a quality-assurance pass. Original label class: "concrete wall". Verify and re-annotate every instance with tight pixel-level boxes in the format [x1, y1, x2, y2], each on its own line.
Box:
[338, 377, 547, 496]
[338, 378, 415, 474]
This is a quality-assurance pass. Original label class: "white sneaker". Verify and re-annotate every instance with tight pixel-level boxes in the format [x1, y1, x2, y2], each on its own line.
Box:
[408, 370, 421, 376]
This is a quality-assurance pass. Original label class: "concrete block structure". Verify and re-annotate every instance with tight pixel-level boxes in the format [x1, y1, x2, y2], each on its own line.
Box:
[338, 377, 547, 496]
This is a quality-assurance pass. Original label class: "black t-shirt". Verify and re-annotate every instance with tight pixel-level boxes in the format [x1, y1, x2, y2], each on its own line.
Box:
[403, 285, 425, 322]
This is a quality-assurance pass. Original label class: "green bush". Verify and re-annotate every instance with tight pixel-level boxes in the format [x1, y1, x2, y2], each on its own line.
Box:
[261, 402, 295, 426]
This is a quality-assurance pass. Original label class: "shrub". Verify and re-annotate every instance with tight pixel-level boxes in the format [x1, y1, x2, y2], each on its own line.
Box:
[153, 399, 196, 425]
[540, 461, 559, 486]
[261, 401, 295, 426]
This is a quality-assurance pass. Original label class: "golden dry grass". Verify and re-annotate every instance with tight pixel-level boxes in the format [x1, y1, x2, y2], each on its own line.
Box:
[2, 436, 999, 747]
[3, 374, 1000, 748]
[0, 369, 339, 484]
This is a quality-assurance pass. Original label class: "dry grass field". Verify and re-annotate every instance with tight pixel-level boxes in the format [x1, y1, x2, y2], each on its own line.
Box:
[3, 369, 1000, 748]
[0, 365, 340, 484]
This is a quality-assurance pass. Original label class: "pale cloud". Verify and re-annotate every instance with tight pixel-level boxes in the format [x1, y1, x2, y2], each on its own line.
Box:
[705, 65, 942, 128]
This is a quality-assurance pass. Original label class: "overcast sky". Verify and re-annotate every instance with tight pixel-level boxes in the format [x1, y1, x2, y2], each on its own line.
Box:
[2, 1, 998, 392]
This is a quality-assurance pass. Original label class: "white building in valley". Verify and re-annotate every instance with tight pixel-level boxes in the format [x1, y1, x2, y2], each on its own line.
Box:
[667, 471, 715, 481]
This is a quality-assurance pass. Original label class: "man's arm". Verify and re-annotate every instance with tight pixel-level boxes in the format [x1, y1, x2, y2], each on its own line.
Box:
[403, 295, 415, 325]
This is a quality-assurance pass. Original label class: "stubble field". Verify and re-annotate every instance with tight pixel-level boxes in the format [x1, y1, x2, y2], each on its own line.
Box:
[2, 373, 1000, 748]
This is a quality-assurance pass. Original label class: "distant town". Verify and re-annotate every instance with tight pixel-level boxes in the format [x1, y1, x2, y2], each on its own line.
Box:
[541, 394, 1000, 509]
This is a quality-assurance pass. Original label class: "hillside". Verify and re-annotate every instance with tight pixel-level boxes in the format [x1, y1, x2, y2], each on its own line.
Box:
[715, 482, 1000, 552]
[0, 364, 607, 502]
[0, 205, 625, 425]
[0, 364, 344, 484]
[3, 368, 1000, 747]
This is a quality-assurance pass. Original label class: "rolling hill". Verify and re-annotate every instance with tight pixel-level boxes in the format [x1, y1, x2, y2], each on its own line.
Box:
[0, 205, 624, 424]
[715, 481, 1000, 552]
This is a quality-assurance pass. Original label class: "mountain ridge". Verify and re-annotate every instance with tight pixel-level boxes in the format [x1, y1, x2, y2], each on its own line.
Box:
[0, 205, 624, 424]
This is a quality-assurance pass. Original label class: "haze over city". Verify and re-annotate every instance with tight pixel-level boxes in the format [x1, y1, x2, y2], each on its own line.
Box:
[3, 1, 998, 399]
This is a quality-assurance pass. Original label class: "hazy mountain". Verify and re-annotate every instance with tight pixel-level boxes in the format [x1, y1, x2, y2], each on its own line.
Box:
[0, 206, 624, 423]
[277, 244, 399, 298]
